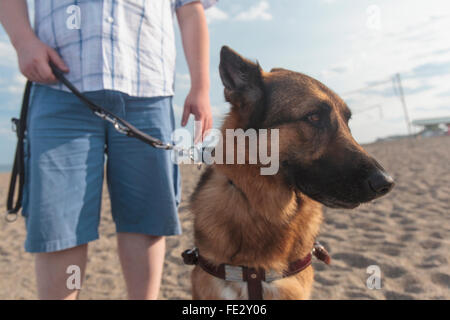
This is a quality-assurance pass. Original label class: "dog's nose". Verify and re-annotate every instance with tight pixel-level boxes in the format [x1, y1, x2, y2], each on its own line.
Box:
[367, 170, 394, 196]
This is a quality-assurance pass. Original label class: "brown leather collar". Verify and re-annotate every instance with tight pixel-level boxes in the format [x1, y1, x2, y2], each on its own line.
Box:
[182, 242, 330, 300]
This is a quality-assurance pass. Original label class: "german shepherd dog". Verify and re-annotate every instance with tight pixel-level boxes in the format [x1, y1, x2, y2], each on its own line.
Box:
[188, 46, 394, 300]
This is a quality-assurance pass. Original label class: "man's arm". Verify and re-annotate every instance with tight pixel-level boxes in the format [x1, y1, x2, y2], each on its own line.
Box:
[0, 0, 68, 83]
[176, 1, 212, 141]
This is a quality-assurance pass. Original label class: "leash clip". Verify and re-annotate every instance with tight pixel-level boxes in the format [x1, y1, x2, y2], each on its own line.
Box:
[5, 210, 18, 223]
[11, 118, 19, 135]
[94, 110, 130, 135]
[153, 142, 173, 150]
[189, 146, 203, 170]
[182, 247, 199, 265]
[172, 145, 203, 169]
[312, 241, 331, 265]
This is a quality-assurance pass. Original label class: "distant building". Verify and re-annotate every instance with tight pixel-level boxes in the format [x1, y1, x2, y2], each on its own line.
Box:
[412, 116, 450, 137]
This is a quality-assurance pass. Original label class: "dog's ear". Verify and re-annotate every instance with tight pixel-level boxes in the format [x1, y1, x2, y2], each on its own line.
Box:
[270, 67, 288, 73]
[219, 46, 265, 127]
[219, 46, 262, 91]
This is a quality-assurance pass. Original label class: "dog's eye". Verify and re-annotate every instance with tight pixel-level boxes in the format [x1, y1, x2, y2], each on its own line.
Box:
[307, 113, 321, 123]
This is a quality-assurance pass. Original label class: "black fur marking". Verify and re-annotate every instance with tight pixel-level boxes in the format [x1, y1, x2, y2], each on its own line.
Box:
[190, 166, 214, 203]
[245, 73, 269, 130]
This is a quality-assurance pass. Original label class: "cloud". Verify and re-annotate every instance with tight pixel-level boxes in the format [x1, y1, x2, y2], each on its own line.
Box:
[360, 84, 434, 98]
[408, 61, 450, 79]
[436, 89, 450, 97]
[321, 6, 450, 84]
[203, 1, 273, 24]
[0, 41, 17, 67]
[235, 1, 272, 21]
[0, 127, 13, 138]
[0, 72, 26, 95]
[320, 60, 354, 78]
[205, 6, 229, 24]
[173, 102, 183, 120]
[0, 117, 15, 141]
[318, 4, 450, 141]
[175, 73, 191, 89]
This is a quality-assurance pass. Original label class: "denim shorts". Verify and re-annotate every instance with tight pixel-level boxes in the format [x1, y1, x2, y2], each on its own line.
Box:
[22, 84, 181, 253]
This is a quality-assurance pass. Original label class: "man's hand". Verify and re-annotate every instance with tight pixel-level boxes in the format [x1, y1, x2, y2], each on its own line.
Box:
[0, 0, 69, 83]
[15, 36, 69, 83]
[182, 87, 212, 142]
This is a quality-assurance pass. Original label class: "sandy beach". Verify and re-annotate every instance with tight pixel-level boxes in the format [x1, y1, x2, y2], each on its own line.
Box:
[0, 135, 448, 300]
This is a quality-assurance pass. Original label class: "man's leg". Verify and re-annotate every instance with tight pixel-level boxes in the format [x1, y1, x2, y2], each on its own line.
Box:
[24, 85, 107, 299]
[117, 233, 165, 300]
[106, 94, 181, 300]
[35, 244, 88, 300]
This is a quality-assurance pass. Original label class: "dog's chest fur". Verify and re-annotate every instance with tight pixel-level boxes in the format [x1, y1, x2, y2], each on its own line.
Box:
[189, 165, 323, 299]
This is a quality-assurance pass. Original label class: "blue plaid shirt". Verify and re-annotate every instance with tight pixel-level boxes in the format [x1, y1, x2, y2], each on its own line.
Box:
[34, 0, 216, 97]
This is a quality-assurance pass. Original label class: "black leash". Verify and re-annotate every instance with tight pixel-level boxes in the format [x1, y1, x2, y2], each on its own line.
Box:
[49, 63, 174, 150]
[5, 63, 196, 222]
[5, 81, 32, 222]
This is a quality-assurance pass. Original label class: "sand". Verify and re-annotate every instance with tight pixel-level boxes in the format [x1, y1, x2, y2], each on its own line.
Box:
[0, 135, 448, 300]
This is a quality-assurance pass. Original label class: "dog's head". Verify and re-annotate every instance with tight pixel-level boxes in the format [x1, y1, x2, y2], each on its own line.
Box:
[219, 46, 394, 209]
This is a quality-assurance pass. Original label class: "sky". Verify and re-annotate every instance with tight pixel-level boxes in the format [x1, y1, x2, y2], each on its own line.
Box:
[1, 0, 450, 166]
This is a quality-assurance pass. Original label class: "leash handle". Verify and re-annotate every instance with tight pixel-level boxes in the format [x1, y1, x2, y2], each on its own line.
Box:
[5, 81, 32, 222]
[49, 62, 65, 82]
